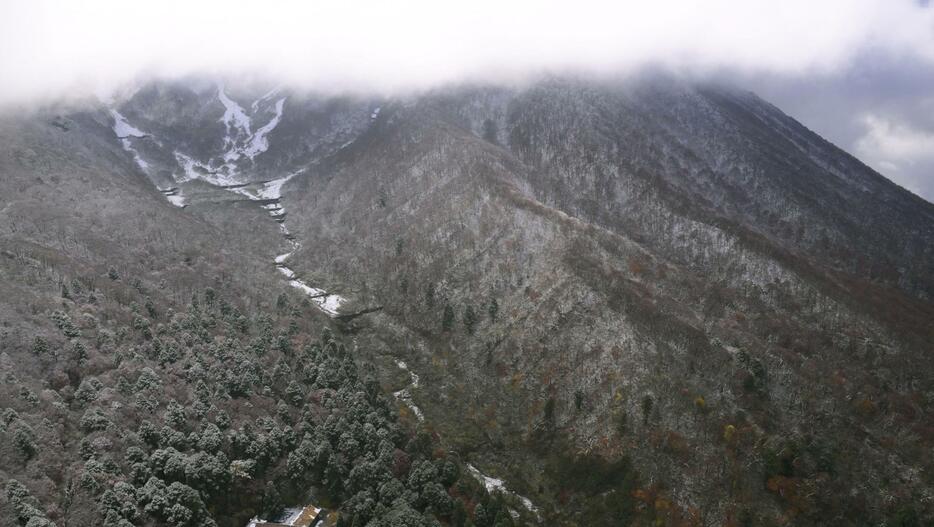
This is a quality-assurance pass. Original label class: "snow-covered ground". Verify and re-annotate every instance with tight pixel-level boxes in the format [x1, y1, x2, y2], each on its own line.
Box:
[286, 278, 344, 315]
[110, 110, 149, 171]
[256, 172, 297, 199]
[251, 87, 281, 112]
[172, 151, 242, 187]
[218, 84, 252, 146]
[255, 182, 345, 317]
[111, 109, 147, 138]
[393, 361, 424, 421]
[165, 194, 186, 207]
[243, 98, 286, 159]
[466, 464, 540, 518]
[218, 85, 286, 165]
[396, 360, 420, 388]
[110, 110, 186, 208]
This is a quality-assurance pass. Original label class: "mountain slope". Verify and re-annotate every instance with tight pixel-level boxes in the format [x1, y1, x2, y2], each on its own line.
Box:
[1, 75, 932, 527]
[281, 77, 934, 525]
[0, 101, 519, 527]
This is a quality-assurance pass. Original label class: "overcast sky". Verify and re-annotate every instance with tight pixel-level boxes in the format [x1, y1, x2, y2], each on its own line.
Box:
[1, 0, 932, 201]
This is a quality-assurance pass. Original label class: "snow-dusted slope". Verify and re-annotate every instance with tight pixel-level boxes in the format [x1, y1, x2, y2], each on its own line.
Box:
[106, 82, 378, 316]
[109, 110, 186, 207]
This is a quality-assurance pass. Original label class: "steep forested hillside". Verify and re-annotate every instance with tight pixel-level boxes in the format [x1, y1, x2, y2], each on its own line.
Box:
[283, 77, 934, 525]
[0, 281, 527, 527]
[0, 106, 540, 527]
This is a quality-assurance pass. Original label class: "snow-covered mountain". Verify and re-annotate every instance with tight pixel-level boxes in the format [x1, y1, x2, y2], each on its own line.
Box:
[2, 74, 933, 526]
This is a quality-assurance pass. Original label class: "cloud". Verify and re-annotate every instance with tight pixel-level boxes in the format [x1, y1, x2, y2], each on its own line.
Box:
[722, 50, 934, 202]
[854, 113, 934, 197]
[1, 0, 933, 105]
[2, 0, 933, 202]
[857, 114, 934, 162]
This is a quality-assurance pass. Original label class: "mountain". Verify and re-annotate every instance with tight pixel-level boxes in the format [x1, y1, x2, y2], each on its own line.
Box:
[1, 75, 932, 527]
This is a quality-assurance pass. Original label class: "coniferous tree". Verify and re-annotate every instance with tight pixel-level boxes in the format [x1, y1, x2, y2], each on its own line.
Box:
[463, 304, 477, 334]
[488, 297, 499, 322]
[441, 304, 455, 332]
[31, 336, 49, 357]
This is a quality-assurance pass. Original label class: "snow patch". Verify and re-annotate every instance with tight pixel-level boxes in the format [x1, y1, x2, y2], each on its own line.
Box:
[165, 194, 186, 208]
[251, 87, 281, 112]
[243, 98, 286, 159]
[218, 85, 252, 137]
[111, 110, 147, 138]
[217, 86, 286, 165]
[109, 110, 152, 173]
[111, 110, 189, 207]
[393, 361, 424, 421]
[173, 151, 241, 187]
[257, 172, 297, 200]
[316, 293, 344, 314]
[287, 279, 344, 316]
[396, 360, 420, 388]
[120, 138, 149, 170]
[173, 152, 203, 183]
[466, 464, 540, 518]
[393, 387, 425, 422]
[110, 108, 149, 172]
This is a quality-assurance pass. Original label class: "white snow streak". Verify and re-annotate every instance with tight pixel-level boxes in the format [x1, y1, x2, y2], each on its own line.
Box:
[243, 98, 285, 159]
[218, 86, 286, 164]
[120, 138, 149, 170]
[466, 464, 540, 518]
[251, 87, 281, 112]
[165, 194, 186, 208]
[110, 111, 191, 208]
[286, 279, 344, 315]
[218, 85, 252, 137]
[110, 110, 149, 170]
[111, 109, 147, 138]
[393, 361, 424, 421]
[257, 173, 297, 200]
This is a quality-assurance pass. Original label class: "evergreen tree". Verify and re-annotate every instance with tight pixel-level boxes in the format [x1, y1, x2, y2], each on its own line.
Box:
[641, 395, 653, 425]
[441, 304, 455, 332]
[73, 341, 89, 365]
[463, 304, 477, 334]
[31, 336, 49, 357]
[260, 481, 282, 518]
[425, 283, 435, 308]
